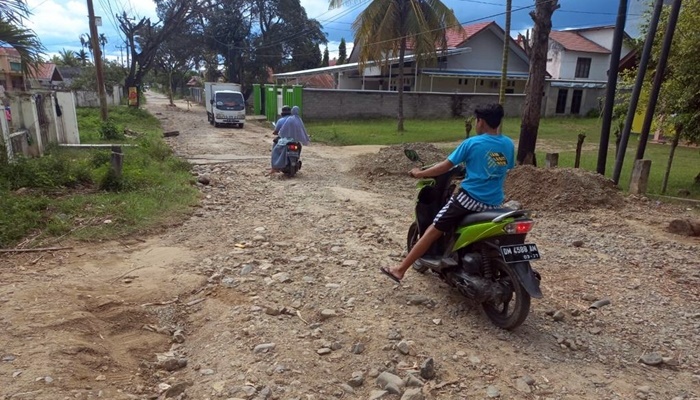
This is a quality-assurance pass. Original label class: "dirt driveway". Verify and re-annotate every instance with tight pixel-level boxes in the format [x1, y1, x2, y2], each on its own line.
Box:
[1, 92, 698, 400]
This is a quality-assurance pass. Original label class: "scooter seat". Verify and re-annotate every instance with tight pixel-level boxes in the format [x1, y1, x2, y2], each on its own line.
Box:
[459, 209, 524, 226]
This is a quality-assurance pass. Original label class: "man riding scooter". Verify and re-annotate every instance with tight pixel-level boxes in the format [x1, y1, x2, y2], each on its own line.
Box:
[270, 106, 310, 176]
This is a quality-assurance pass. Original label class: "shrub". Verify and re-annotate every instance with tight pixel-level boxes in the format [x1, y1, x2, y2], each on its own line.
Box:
[100, 119, 124, 140]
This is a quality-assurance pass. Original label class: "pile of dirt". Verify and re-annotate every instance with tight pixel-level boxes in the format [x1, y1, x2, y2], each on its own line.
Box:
[351, 143, 448, 178]
[506, 165, 624, 211]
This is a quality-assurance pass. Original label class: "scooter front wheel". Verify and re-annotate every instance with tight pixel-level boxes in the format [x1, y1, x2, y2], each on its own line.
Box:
[482, 259, 531, 330]
[407, 222, 428, 273]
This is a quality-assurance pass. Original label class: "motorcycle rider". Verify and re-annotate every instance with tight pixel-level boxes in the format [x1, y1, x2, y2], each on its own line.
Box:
[380, 103, 515, 283]
[269, 106, 310, 174]
[272, 105, 293, 145]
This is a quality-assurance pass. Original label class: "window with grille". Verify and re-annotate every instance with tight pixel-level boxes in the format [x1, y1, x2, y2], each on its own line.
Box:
[575, 58, 591, 79]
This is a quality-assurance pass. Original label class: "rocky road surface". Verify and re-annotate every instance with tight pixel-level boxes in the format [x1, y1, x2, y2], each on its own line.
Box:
[1, 92, 699, 400]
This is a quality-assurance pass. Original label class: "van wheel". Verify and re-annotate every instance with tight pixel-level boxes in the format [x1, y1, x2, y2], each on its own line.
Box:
[213, 122, 219, 128]
[239, 123, 244, 129]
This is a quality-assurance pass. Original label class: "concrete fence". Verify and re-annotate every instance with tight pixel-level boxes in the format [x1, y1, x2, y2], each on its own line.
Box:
[301, 89, 526, 120]
[73, 85, 123, 108]
[1, 91, 80, 160]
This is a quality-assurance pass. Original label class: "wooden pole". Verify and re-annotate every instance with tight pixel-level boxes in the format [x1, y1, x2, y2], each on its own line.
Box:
[87, 0, 109, 121]
[575, 133, 586, 168]
[111, 145, 123, 178]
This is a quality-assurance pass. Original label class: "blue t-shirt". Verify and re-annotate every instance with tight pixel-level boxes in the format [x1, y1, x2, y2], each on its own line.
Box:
[447, 133, 515, 206]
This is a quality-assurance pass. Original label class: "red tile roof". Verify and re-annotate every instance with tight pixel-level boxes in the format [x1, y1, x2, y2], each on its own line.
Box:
[549, 31, 610, 54]
[0, 47, 20, 57]
[445, 21, 493, 48]
[296, 74, 335, 89]
[36, 63, 62, 80]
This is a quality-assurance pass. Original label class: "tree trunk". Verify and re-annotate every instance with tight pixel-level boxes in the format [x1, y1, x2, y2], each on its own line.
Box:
[397, 36, 407, 132]
[499, 0, 512, 106]
[517, 0, 560, 165]
[661, 126, 681, 195]
[168, 71, 175, 106]
[575, 133, 586, 168]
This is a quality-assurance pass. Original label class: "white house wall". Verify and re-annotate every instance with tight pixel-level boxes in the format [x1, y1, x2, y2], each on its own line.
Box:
[578, 29, 633, 58]
[447, 32, 529, 72]
[558, 51, 610, 81]
[415, 77, 526, 94]
[547, 41, 565, 79]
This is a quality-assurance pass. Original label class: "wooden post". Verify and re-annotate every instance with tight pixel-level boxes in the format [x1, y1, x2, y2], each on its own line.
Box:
[110, 145, 123, 178]
[545, 153, 558, 168]
[575, 133, 586, 168]
[629, 159, 651, 195]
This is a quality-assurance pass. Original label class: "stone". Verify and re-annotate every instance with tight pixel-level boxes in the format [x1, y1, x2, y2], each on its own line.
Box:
[420, 358, 436, 380]
[468, 355, 481, 365]
[404, 374, 424, 388]
[397, 340, 410, 355]
[377, 371, 405, 393]
[240, 264, 254, 275]
[348, 372, 364, 387]
[342, 260, 359, 267]
[582, 294, 598, 302]
[211, 381, 226, 394]
[572, 240, 584, 247]
[515, 378, 532, 393]
[401, 388, 425, 400]
[95, 375, 106, 381]
[639, 353, 664, 366]
[197, 175, 210, 185]
[368, 369, 380, 378]
[172, 329, 186, 344]
[12, 371, 22, 378]
[272, 272, 291, 283]
[432, 319, 442, 325]
[340, 383, 355, 394]
[44, 376, 54, 384]
[486, 385, 500, 398]
[552, 310, 565, 322]
[331, 341, 343, 351]
[1, 355, 16, 362]
[317, 348, 332, 355]
[369, 390, 389, 400]
[320, 309, 337, 320]
[158, 358, 188, 371]
[407, 295, 430, 305]
[222, 277, 237, 288]
[387, 330, 403, 340]
[163, 382, 192, 398]
[350, 343, 365, 354]
[254, 343, 276, 353]
[522, 375, 536, 386]
[200, 368, 215, 376]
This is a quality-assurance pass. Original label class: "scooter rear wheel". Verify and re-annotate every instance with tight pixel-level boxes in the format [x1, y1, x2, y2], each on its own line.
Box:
[407, 222, 428, 273]
[482, 259, 531, 330]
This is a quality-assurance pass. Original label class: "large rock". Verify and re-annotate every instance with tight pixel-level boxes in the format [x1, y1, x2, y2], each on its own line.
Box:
[667, 219, 700, 236]
[401, 388, 425, 400]
[377, 371, 404, 394]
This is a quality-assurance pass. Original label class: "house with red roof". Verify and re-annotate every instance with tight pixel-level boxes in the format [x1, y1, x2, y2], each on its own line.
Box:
[545, 25, 634, 115]
[274, 21, 531, 94]
[28, 63, 64, 89]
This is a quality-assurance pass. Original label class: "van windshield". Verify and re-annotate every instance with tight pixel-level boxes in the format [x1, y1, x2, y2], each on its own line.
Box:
[215, 92, 245, 111]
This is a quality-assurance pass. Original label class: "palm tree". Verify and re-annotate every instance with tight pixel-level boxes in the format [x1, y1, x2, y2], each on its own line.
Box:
[79, 33, 93, 60]
[98, 33, 107, 61]
[58, 48, 78, 66]
[75, 49, 89, 66]
[0, 0, 45, 78]
[330, 0, 463, 132]
[498, 0, 512, 106]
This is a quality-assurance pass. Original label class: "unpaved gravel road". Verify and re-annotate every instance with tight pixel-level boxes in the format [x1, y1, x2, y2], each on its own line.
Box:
[1, 92, 699, 400]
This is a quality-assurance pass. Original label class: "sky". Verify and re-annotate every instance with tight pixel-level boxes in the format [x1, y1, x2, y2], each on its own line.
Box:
[26, 0, 649, 64]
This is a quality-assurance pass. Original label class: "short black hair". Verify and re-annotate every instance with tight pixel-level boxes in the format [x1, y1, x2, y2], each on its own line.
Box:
[474, 103, 504, 129]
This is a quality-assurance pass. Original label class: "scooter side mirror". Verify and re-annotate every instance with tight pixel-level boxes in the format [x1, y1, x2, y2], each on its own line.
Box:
[404, 149, 422, 164]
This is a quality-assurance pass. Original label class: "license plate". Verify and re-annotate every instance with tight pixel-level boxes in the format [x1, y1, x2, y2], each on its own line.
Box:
[500, 243, 541, 263]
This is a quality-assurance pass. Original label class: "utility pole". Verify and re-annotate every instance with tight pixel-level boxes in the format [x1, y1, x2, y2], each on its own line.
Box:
[596, 0, 627, 175]
[635, 0, 683, 160]
[612, 0, 665, 184]
[87, 0, 108, 121]
[115, 44, 125, 66]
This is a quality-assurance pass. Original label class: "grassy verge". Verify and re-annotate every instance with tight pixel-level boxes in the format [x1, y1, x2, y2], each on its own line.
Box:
[307, 117, 699, 199]
[0, 106, 198, 248]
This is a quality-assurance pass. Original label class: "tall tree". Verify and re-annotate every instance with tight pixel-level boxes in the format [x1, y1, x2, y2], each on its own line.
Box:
[155, 20, 200, 105]
[322, 46, 329, 67]
[330, 0, 463, 132]
[57, 48, 78, 66]
[0, 0, 44, 77]
[498, 0, 512, 105]
[517, 0, 560, 164]
[117, 0, 200, 94]
[75, 49, 90, 66]
[337, 37, 347, 64]
[79, 33, 92, 60]
[98, 33, 108, 61]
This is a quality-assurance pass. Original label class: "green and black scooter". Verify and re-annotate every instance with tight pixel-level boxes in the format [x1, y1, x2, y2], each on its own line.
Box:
[404, 149, 542, 330]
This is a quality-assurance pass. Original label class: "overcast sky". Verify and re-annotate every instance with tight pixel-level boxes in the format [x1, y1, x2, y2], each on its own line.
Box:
[28, 0, 649, 63]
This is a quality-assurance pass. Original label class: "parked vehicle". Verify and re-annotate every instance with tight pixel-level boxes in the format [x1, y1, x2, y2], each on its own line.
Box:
[404, 149, 542, 330]
[204, 82, 245, 128]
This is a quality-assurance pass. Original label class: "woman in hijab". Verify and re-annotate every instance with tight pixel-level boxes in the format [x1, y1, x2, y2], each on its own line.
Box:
[277, 106, 310, 145]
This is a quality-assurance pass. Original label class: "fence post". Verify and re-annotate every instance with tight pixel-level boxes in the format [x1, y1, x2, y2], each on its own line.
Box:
[1, 106, 11, 161]
[629, 159, 651, 195]
[545, 153, 559, 168]
[110, 145, 123, 178]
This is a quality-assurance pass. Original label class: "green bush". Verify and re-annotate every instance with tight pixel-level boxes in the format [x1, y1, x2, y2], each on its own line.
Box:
[100, 119, 124, 140]
[90, 151, 111, 167]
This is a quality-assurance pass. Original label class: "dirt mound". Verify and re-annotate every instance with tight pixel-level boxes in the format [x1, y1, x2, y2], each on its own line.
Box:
[352, 143, 448, 178]
[506, 165, 623, 211]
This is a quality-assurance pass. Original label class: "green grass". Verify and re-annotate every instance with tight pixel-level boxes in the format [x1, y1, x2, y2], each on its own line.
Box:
[307, 117, 700, 199]
[76, 106, 161, 143]
[0, 107, 198, 247]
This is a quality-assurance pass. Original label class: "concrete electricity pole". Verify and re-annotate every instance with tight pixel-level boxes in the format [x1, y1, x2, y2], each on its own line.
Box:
[87, 0, 109, 121]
